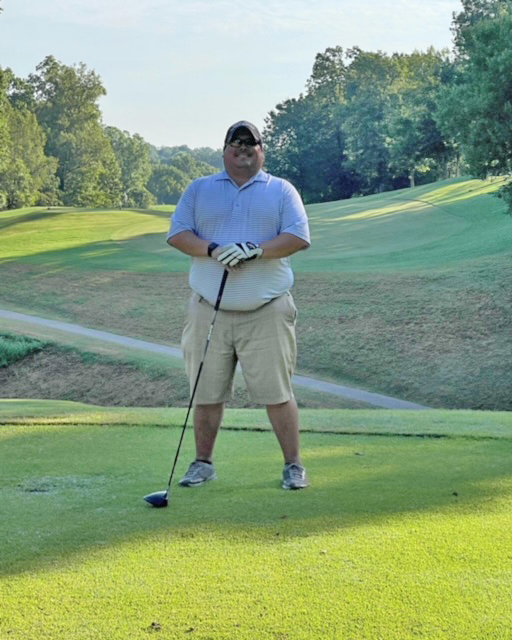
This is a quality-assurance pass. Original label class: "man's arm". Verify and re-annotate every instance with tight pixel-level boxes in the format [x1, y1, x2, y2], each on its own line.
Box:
[169, 230, 308, 262]
[167, 230, 211, 257]
[258, 232, 309, 259]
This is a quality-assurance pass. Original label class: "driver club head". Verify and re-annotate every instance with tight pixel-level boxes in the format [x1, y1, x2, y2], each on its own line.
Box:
[144, 490, 169, 508]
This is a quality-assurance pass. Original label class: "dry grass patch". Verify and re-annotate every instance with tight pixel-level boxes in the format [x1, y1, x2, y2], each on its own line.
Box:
[0, 347, 189, 407]
[294, 260, 512, 410]
[0, 343, 364, 409]
[1, 260, 511, 409]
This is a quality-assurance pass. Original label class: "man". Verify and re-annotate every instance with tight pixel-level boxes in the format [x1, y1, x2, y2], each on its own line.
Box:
[167, 120, 311, 490]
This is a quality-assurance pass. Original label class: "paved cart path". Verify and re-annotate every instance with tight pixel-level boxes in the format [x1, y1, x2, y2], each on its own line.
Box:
[0, 308, 429, 410]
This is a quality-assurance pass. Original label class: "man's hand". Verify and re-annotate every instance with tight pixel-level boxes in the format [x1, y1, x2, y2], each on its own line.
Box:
[216, 242, 263, 268]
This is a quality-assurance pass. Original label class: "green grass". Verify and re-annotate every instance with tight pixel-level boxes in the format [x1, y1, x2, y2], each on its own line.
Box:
[294, 176, 512, 271]
[1, 178, 511, 409]
[2, 187, 511, 638]
[1, 178, 509, 274]
[0, 333, 46, 367]
[0, 205, 181, 272]
[1, 401, 511, 639]
[2, 400, 512, 438]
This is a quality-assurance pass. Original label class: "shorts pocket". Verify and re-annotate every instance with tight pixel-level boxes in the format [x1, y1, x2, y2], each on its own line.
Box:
[285, 292, 298, 323]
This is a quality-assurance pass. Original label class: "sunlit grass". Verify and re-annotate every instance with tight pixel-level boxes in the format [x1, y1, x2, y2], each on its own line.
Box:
[293, 176, 511, 272]
[1, 177, 510, 274]
[2, 399, 512, 438]
[1, 401, 511, 639]
[0, 207, 177, 272]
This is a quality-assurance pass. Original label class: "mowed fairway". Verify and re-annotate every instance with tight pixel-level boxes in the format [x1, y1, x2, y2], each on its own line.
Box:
[1, 181, 512, 638]
[0, 179, 509, 273]
[1, 177, 511, 408]
[1, 401, 512, 639]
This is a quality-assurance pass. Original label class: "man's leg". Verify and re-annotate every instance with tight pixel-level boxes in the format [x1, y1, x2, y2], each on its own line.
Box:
[179, 402, 224, 487]
[194, 402, 224, 462]
[267, 397, 308, 489]
[266, 397, 301, 465]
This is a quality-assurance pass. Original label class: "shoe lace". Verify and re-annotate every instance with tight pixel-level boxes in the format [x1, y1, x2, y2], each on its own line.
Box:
[286, 464, 304, 480]
[186, 461, 203, 476]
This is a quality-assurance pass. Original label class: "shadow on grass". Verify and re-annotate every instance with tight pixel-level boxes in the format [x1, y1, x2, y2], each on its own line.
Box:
[0, 209, 73, 232]
[1, 425, 511, 577]
[0, 238, 176, 272]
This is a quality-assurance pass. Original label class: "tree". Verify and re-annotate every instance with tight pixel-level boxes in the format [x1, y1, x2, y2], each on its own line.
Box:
[148, 165, 190, 204]
[451, 0, 507, 54]
[147, 152, 217, 205]
[386, 49, 456, 187]
[0, 67, 59, 209]
[6, 108, 59, 206]
[264, 96, 313, 199]
[264, 43, 461, 202]
[306, 46, 346, 101]
[146, 147, 218, 204]
[264, 47, 358, 204]
[438, 0, 512, 208]
[0, 70, 10, 207]
[341, 48, 400, 194]
[27, 56, 122, 206]
[105, 127, 154, 207]
[192, 147, 223, 170]
[264, 94, 357, 203]
[154, 145, 223, 170]
[169, 151, 217, 180]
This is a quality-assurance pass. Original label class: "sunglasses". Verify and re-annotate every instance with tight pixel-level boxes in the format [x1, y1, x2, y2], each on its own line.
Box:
[228, 137, 261, 148]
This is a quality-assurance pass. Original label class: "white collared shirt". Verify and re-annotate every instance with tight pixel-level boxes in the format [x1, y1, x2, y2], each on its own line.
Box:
[167, 170, 310, 310]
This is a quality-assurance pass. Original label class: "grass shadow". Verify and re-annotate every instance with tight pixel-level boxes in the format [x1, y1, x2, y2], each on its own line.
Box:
[0, 209, 73, 232]
[0, 238, 176, 272]
[1, 424, 511, 577]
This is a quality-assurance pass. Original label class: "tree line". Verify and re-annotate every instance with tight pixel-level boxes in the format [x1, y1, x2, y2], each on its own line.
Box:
[1, 0, 511, 211]
[264, 0, 512, 209]
[0, 57, 222, 209]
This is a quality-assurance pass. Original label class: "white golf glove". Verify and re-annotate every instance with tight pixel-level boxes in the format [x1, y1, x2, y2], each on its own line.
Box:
[217, 242, 263, 267]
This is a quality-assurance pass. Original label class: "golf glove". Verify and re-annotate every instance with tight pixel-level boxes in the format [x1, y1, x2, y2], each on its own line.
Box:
[217, 242, 263, 267]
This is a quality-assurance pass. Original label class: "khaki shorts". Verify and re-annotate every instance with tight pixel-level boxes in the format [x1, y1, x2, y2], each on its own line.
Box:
[181, 292, 298, 405]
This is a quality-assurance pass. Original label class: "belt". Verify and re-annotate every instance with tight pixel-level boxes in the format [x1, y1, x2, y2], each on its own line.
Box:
[195, 292, 282, 312]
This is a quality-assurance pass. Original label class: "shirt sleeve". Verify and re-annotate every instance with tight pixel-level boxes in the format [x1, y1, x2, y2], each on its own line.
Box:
[166, 180, 197, 241]
[280, 180, 311, 246]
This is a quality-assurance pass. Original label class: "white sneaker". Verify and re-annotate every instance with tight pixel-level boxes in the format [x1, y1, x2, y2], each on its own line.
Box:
[179, 460, 217, 487]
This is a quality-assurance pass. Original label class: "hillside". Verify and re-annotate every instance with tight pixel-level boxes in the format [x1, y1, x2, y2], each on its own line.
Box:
[1, 177, 511, 409]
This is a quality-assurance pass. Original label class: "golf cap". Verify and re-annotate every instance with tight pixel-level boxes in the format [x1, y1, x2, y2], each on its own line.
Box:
[224, 120, 262, 146]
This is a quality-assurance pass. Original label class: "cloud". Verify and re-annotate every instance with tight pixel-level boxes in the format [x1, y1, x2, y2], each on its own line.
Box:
[14, 0, 461, 37]
[18, 0, 164, 29]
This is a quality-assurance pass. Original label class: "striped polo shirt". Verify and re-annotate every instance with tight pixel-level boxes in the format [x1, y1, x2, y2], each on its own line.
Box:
[167, 169, 310, 311]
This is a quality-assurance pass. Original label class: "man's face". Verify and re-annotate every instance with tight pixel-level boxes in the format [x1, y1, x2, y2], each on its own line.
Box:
[223, 129, 265, 178]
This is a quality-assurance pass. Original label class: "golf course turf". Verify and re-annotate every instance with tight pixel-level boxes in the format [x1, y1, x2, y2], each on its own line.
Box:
[1, 177, 512, 637]
[1, 177, 511, 409]
[1, 402, 511, 639]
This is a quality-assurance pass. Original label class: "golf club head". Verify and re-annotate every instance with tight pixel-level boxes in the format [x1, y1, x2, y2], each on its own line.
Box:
[144, 490, 169, 508]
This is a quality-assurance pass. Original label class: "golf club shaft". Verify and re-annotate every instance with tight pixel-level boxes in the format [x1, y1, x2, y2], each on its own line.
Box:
[164, 269, 229, 493]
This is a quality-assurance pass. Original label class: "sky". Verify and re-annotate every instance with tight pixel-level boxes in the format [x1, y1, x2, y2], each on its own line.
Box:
[0, 0, 462, 150]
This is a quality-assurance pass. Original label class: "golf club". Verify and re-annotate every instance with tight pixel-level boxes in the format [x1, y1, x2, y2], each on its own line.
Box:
[144, 269, 229, 508]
